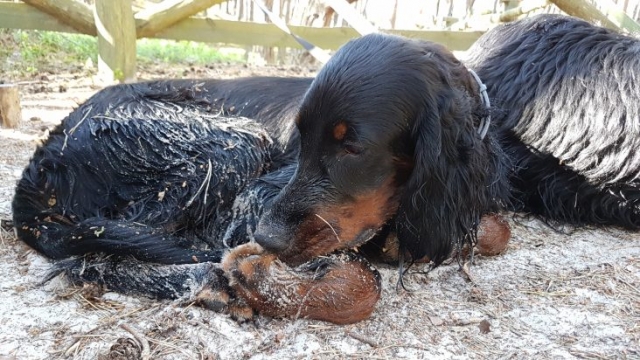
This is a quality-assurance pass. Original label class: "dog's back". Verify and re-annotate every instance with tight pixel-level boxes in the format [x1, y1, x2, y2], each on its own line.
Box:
[466, 14, 640, 229]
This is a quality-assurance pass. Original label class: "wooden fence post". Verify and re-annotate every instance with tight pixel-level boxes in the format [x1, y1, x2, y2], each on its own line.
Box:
[322, 0, 377, 35]
[0, 84, 22, 129]
[94, 0, 137, 83]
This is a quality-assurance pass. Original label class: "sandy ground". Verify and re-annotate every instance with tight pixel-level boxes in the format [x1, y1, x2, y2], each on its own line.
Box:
[1, 66, 639, 360]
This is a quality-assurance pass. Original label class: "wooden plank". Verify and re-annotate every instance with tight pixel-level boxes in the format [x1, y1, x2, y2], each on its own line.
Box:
[154, 18, 484, 51]
[0, 3, 484, 51]
[465, 0, 549, 27]
[551, 0, 640, 34]
[322, 0, 377, 35]
[0, 84, 22, 129]
[502, 0, 520, 11]
[496, 0, 550, 22]
[22, 0, 96, 35]
[252, 0, 331, 63]
[135, 0, 226, 38]
[392, 29, 484, 50]
[94, 0, 137, 83]
[0, 2, 79, 33]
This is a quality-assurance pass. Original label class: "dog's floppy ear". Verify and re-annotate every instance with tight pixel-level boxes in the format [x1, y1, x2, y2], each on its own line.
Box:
[395, 62, 496, 265]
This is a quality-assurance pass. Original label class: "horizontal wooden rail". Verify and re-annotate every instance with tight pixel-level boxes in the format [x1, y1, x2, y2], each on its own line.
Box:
[157, 18, 484, 51]
[0, 2, 484, 51]
[0, 2, 78, 32]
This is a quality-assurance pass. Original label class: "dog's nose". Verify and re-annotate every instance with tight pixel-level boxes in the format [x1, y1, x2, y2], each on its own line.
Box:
[254, 226, 289, 253]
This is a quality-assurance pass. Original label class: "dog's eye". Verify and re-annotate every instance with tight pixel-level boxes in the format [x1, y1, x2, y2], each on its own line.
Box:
[344, 143, 363, 155]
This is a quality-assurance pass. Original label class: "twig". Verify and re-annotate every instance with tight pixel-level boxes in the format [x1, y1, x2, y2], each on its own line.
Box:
[146, 337, 193, 357]
[13, 80, 46, 86]
[0, 221, 9, 246]
[615, 276, 640, 296]
[63, 340, 81, 357]
[461, 261, 476, 284]
[345, 330, 379, 348]
[76, 294, 104, 312]
[201, 158, 213, 215]
[91, 115, 122, 121]
[61, 105, 92, 153]
[120, 323, 151, 360]
[106, 304, 161, 322]
[568, 349, 609, 359]
[60, 324, 105, 356]
[377, 343, 432, 352]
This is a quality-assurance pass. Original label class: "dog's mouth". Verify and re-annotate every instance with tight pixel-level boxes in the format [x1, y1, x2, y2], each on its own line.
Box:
[349, 228, 380, 248]
[274, 225, 382, 266]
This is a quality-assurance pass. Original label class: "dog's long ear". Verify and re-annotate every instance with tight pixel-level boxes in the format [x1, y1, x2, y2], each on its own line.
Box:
[395, 59, 497, 265]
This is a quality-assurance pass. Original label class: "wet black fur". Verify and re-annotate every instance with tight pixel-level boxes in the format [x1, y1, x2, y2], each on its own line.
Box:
[13, 14, 640, 303]
[50, 256, 228, 301]
[466, 14, 640, 229]
[13, 78, 307, 299]
[254, 34, 510, 265]
[255, 15, 639, 266]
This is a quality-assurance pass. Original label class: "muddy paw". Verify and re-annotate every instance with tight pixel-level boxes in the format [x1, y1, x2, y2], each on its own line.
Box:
[221, 244, 382, 324]
[194, 267, 256, 323]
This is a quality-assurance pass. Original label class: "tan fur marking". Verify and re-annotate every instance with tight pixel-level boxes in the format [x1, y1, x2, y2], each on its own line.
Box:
[277, 177, 400, 265]
[316, 177, 399, 247]
[332, 122, 348, 141]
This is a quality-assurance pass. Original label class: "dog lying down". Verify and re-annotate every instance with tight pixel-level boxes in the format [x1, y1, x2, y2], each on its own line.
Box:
[32, 14, 640, 326]
[11, 77, 509, 324]
[15, 14, 640, 324]
[26, 16, 640, 325]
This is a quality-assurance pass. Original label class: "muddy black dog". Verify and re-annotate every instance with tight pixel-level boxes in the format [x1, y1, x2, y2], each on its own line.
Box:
[13, 14, 640, 324]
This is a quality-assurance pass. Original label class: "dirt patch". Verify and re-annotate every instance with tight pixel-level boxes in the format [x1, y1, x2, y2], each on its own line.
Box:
[1, 66, 639, 359]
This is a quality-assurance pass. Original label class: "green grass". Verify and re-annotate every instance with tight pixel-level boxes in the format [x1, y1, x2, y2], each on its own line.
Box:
[17, 31, 97, 66]
[0, 30, 244, 76]
[137, 38, 244, 65]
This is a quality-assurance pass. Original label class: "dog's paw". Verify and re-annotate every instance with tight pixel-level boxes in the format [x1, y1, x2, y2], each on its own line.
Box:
[193, 267, 256, 323]
[221, 244, 382, 324]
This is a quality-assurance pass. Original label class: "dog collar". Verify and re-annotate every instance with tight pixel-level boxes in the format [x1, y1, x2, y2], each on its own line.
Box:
[468, 69, 491, 140]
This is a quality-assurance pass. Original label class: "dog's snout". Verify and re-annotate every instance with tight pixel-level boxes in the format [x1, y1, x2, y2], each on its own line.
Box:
[254, 222, 289, 253]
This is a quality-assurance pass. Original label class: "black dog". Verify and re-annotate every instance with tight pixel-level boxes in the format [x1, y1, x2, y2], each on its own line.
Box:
[465, 14, 640, 229]
[253, 14, 640, 266]
[253, 32, 510, 266]
[12, 77, 384, 324]
[13, 78, 308, 264]
[12, 14, 640, 323]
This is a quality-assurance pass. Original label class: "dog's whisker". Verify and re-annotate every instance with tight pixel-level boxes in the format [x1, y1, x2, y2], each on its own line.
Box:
[314, 214, 342, 243]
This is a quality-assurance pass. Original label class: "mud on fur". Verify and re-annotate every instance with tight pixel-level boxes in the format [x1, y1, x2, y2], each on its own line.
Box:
[13, 78, 381, 324]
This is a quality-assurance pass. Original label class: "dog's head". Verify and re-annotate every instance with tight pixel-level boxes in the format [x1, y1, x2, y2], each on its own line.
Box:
[255, 34, 505, 266]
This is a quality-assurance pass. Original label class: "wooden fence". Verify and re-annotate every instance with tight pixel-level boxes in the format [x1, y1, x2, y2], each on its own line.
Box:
[0, 0, 639, 83]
